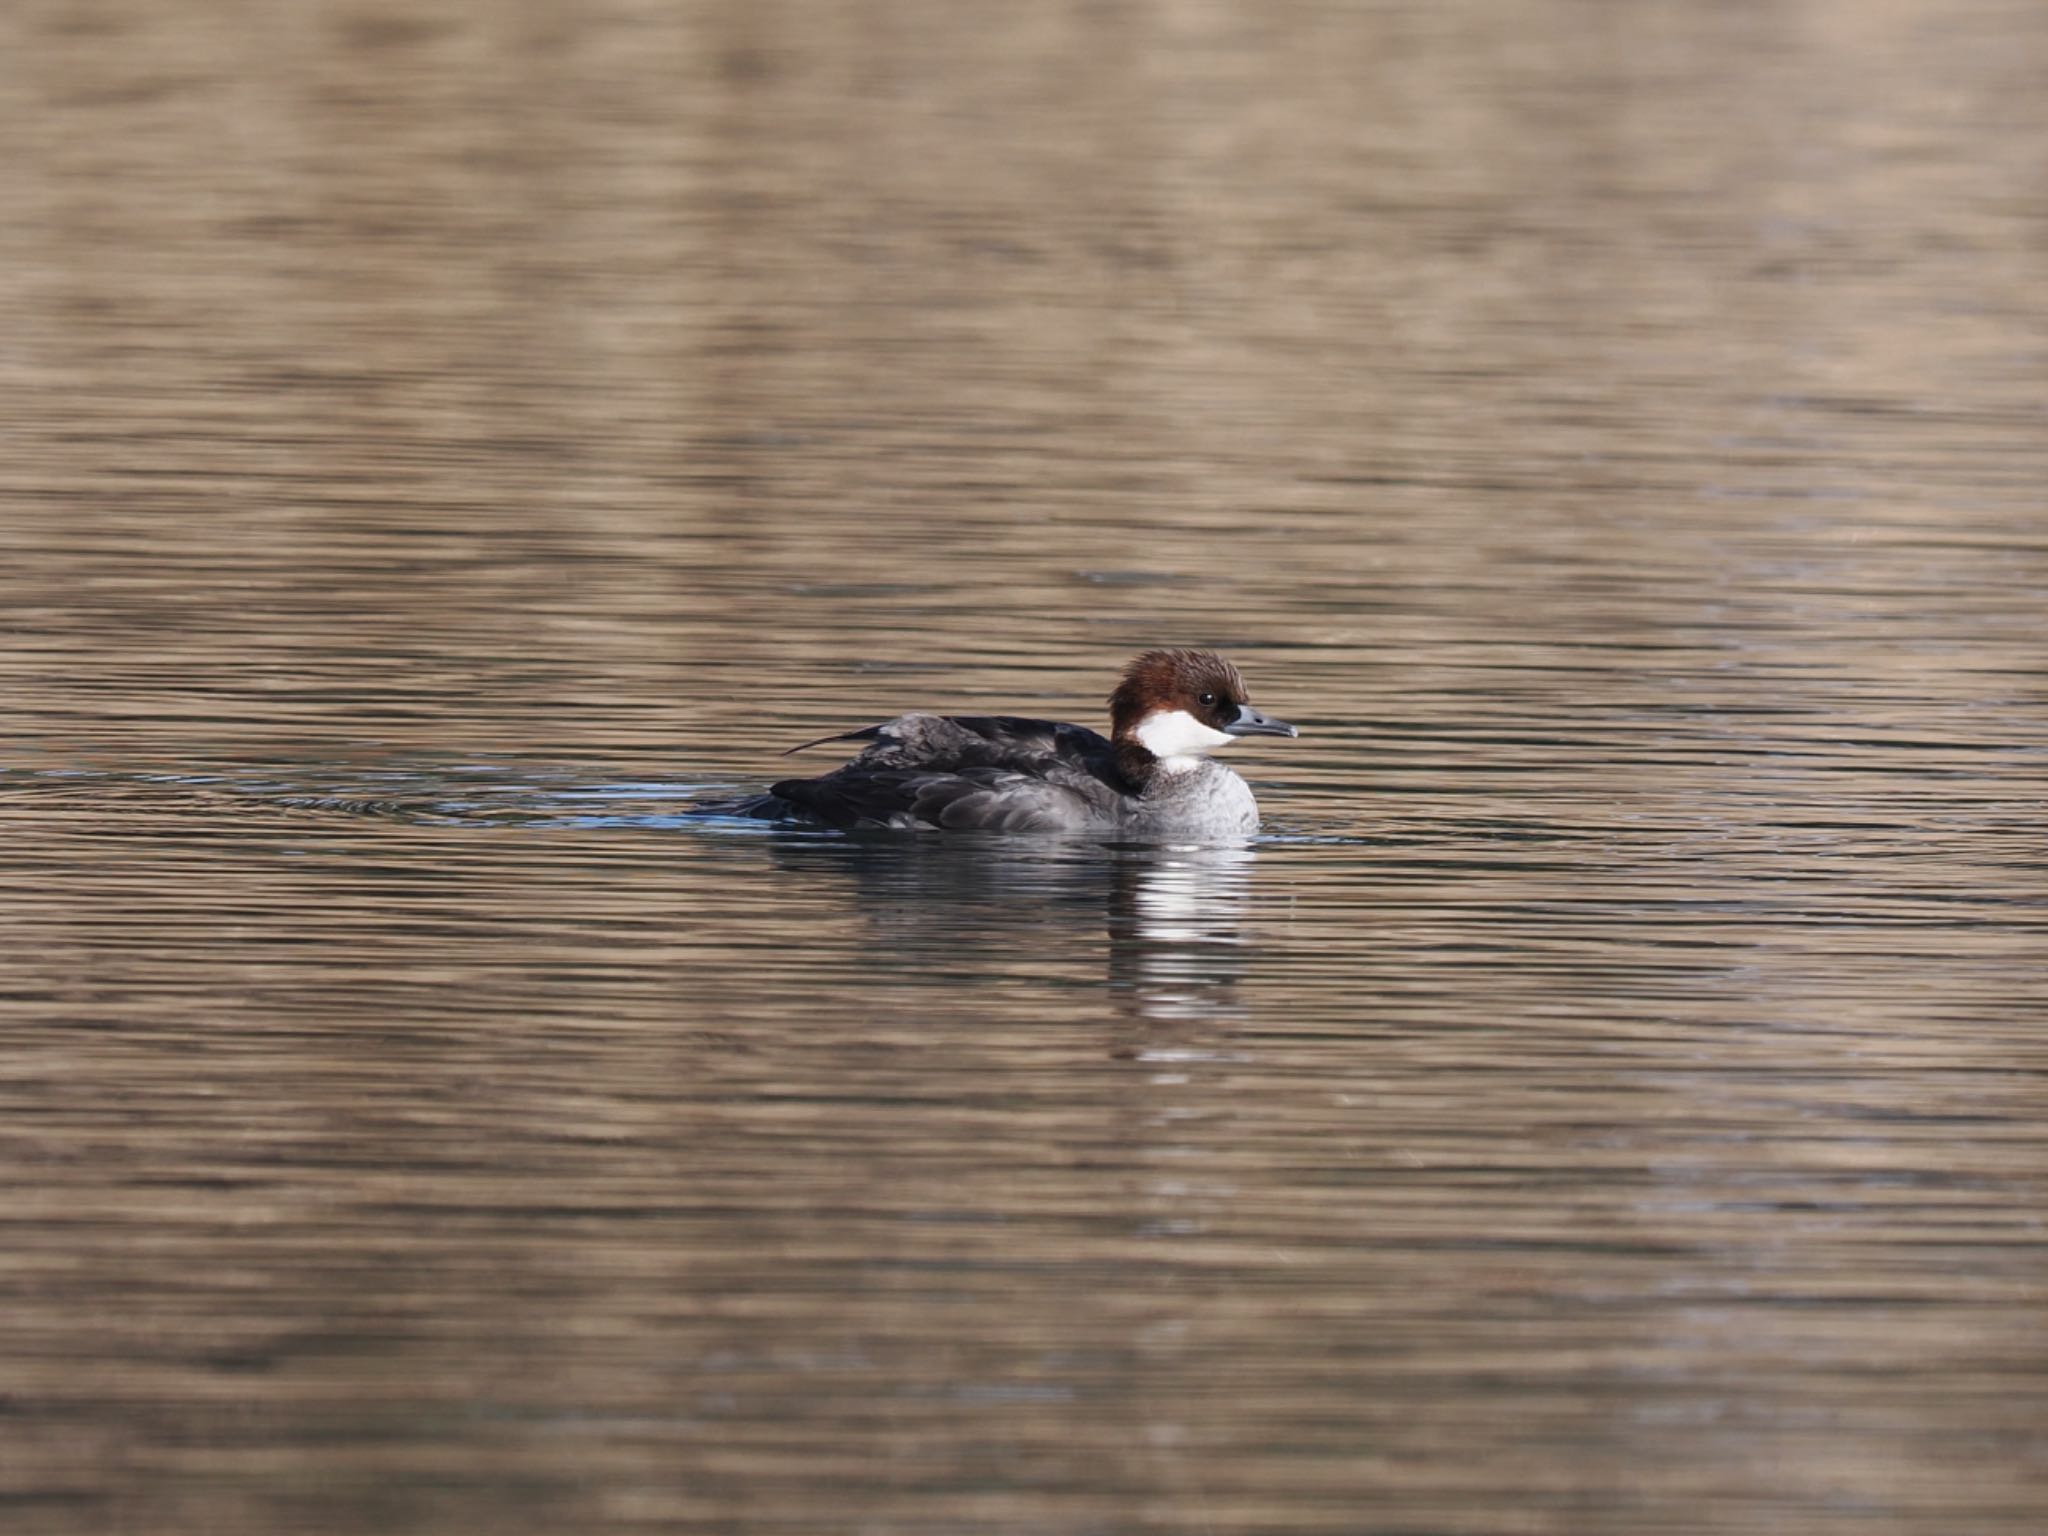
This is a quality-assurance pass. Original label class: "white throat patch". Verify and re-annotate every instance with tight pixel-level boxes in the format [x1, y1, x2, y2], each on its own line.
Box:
[1133, 709, 1234, 772]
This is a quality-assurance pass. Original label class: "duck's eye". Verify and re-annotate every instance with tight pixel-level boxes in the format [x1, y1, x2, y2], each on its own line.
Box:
[1198, 692, 1217, 707]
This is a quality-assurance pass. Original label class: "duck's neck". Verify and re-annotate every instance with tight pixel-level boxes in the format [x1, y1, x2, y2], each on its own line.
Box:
[1112, 738, 1159, 793]
[1113, 738, 1209, 794]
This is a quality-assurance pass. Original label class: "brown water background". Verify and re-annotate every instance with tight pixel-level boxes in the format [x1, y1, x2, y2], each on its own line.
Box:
[4, 2, 2048, 1531]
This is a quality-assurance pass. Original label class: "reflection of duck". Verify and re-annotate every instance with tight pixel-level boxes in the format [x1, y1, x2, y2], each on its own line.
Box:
[1107, 845, 1252, 1026]
[698, 651, 1297, 837]
[758, 836, 1252, 1028]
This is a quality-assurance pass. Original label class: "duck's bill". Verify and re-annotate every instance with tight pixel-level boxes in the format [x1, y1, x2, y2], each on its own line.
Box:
[1225, 704, 1299, 738]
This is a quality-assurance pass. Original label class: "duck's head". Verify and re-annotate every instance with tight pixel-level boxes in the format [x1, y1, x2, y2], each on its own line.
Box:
[1109, 649, 1297, 771]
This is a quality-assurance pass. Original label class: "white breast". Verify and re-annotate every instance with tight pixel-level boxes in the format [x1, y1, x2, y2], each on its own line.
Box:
[1125, 760, 1260, 838]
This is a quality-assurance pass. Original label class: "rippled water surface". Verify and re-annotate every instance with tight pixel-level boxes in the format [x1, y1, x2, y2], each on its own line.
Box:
[6, 2, 2048, 1531]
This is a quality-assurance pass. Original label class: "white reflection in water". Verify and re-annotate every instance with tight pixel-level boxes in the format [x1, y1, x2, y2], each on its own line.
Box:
[750, 829, 1266, 1028]
[1108, 844, 1254, 1027]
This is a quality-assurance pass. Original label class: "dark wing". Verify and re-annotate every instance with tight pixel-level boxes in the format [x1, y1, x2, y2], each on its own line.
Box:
[767, 765, 1103, 832]
[764, 713, 1124, 832]
[786, 712, 1115, 768]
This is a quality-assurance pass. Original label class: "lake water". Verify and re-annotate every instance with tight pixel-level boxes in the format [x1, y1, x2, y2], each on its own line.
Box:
[5, 1, 2048, 1531]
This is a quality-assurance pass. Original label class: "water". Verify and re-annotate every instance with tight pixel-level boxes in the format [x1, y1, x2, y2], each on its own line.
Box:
[5, 1, 2048, 1531]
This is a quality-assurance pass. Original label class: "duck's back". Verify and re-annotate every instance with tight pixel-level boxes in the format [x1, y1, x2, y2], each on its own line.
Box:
[717, 713, 1130, 833]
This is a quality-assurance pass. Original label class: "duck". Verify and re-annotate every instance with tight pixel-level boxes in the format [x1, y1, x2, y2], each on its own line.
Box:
[695, 649, 1297, 836]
